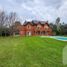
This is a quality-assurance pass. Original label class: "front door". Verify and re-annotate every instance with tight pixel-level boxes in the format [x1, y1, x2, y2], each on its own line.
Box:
[27, 31, 31, 36]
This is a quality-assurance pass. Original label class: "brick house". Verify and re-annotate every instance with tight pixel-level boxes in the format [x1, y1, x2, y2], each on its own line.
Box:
[19, 21, 53, 36]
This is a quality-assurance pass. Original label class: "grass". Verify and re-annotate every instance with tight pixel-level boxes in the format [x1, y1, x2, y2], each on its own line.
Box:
[0, 36, 67, 67]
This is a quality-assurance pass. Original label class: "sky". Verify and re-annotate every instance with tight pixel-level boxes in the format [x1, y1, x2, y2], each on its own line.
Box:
[0, 0, 67, 23]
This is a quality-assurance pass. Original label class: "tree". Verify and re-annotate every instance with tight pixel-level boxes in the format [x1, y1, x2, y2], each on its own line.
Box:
[8, 12, 18, 35]
[13, 21, 21, 35]
[56, 17, 60, 24]
[0, 11, 8, 36]
[0, 11, 19, 36]
[55, 17, 61, 35]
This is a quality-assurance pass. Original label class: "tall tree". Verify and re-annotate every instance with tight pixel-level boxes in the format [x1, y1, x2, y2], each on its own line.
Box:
[0, 11, 7, 36]
[0, 10, 20, 36]
[56, 17, 60, 24]
[8, 12, 18, 35]
[55, 17, 61, 35]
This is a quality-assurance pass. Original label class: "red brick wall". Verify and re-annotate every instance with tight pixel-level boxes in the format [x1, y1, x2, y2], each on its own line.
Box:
[19, 23, 53, 36]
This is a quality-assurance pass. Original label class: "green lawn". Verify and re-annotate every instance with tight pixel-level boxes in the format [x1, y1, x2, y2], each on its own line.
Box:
[0, 36, 67, 67]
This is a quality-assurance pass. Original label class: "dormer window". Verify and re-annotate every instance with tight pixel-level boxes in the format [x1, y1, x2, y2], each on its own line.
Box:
[27, 25, 31, 29]
[37, 25, 41, 30]
[37, 27, 40, 29]
[44, 26, 49, 29]
[28, 26, 29, 28]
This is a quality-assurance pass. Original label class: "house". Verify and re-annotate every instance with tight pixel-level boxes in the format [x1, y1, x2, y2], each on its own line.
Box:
[19, 21, 53, 36]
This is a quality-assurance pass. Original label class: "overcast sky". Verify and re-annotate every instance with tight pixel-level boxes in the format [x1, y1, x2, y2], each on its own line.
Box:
[0, 0, 67, 23]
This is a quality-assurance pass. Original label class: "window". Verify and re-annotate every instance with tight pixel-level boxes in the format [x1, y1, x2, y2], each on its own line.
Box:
[28, 26, 29, 28]
[37, 31, 40, 35]
[44, 26, 49, 29]
[27, 25, 31, 29]
[41, 31, 45, 35]
[37, 27, 40, 29]
[37, 25, 41, 30]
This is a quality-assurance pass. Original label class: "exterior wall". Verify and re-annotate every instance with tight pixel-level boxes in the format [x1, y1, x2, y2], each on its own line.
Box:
[19, 23, 53, 36]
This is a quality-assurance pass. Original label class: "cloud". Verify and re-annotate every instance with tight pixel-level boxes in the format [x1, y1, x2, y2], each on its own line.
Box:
[21, 0, 58, 22]
[0, 0, 67, 23]
[21, 4, 32, 11]
[0, 5, 3, 10]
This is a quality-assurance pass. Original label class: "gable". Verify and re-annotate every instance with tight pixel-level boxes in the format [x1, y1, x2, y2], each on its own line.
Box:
[26, 23, 32, 29]
[44, 23, 50, 30]
[37, 23, 42, 28]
